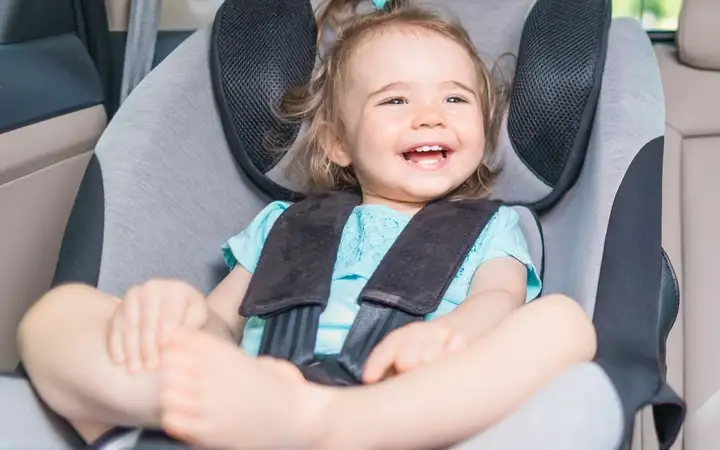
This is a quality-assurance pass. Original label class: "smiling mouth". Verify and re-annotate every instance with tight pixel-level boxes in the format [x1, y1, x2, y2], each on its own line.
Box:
[402, 144, 452, 169]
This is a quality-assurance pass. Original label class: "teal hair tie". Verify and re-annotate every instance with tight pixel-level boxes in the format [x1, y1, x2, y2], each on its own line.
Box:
[371, 0, 389, 10]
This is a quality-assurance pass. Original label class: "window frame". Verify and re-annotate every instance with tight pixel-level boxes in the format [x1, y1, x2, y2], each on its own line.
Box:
[647, 30, 676, 43]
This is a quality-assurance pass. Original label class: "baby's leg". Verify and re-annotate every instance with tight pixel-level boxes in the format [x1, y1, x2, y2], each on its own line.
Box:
[158, 294, 596, 450]
[159, 332, 327, 450]
[324, 294, 598, 449]
[18, 284, 160, 443]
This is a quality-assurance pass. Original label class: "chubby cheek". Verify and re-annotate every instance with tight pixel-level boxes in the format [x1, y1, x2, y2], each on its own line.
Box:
[457, 121, 486, 158]
[354, 115, 404, 158]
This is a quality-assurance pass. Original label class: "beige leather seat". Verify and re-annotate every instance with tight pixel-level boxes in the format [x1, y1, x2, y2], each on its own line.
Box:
[655, 0, 720, 447]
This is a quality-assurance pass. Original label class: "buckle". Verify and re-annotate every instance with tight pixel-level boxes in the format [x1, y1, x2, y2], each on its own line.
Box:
[297, 357, 361, 387]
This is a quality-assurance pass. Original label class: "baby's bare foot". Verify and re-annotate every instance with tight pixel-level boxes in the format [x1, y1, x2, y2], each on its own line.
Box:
[158, 331, 333, 449]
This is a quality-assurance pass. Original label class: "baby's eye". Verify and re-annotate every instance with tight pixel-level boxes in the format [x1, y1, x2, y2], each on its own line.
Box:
[380, 97, 407, 105]
[446, 96, 469, 104]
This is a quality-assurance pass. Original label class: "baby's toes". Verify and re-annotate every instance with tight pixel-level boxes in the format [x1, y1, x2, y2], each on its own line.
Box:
[159, 344, 203, 430]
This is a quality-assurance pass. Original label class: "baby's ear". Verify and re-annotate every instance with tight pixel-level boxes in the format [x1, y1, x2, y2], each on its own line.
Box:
[324, 129, 352, 167]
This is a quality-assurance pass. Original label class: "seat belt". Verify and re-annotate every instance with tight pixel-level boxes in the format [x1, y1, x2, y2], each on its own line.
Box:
[119, 0, 162, 105]
[242, 191, 500, 386]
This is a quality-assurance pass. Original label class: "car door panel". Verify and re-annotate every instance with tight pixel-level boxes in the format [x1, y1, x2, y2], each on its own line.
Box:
[0, 33, 104, 134]
[0, 0, 77, 44]
[0, 108, 104, 371]
[0, 1, 106, 370]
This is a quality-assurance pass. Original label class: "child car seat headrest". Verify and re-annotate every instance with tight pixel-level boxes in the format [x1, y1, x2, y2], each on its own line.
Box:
[210, 0, 611, 214]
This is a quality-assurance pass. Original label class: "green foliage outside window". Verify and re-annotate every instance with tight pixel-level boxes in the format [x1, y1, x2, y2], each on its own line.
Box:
[612, 0, 682, 30]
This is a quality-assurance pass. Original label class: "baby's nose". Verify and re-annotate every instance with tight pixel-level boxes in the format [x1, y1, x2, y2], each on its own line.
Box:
[411, 108, 446, 129]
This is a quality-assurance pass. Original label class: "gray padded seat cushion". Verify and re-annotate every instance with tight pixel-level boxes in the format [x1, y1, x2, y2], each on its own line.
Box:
[542, 18, 664, 311]
[93, 25, 269, 297]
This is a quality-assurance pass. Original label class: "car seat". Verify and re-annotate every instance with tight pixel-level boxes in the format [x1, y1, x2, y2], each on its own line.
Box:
[655, 0, 720, 448]
[0, 0, 686, 449]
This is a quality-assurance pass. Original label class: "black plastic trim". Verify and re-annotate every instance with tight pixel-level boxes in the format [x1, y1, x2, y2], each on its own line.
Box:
[0, 33, 103, 134]
[52, 154, 105, 288]
[133, 430, 186, 449]
[593, 137, 685, 449]
[0, 370, 25, 379]
[153, 31, 194, 66]
[658, 248, 680, 377]
[73, 0, 115, 116]
[647, 30, 676, 44]
[86, 427, 138, 449]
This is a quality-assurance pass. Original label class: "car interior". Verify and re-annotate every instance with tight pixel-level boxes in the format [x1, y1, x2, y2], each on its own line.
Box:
[0, 0, 717, 449]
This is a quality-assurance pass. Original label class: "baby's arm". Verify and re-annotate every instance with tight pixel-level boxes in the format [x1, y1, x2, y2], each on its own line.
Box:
[202, 266, 253, 342]
[435, 256, 527, 342]
[363, 257, 530, 382]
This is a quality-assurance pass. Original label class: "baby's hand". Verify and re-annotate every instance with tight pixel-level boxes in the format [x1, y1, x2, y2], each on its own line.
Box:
[362, 321, 468, 383]
[107, 279, 209, 373]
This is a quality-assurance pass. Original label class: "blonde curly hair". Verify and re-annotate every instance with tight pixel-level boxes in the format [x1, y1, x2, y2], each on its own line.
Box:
[278, 0, 505, 199]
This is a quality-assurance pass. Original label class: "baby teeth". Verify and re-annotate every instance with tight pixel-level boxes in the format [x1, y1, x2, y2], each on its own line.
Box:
[413, 145, 444, 152]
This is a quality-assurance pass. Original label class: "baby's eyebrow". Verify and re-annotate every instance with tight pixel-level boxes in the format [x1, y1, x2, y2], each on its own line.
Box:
[367, 81, 409, 97]
[442, 80, 477, 96]
[367, 80, 477, 98]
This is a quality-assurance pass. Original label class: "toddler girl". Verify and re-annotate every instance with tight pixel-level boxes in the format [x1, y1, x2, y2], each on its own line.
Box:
[17, 1, 597, 449]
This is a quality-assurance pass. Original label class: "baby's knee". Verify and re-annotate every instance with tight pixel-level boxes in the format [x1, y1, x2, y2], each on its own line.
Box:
[533, 294, 597, 360]
[23, 283, 94, 319]
[18, 284, 114, 343]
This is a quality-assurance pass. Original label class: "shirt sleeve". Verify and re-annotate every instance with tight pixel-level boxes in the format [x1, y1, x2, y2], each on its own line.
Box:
[221, 201, 291, 273]
[475, 206, 542, 302]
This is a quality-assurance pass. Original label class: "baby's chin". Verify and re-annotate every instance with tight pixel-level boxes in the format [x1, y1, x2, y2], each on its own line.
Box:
[395, 180, 465, 204]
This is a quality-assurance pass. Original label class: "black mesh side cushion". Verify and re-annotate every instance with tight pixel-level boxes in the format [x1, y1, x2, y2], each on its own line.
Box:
[210, 0, 317, 201]
[508, 0, 611, 213]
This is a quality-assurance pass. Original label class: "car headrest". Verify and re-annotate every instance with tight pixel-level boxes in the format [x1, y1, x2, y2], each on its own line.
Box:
[210, 0, 611, 213]
[677, 0, 720, 70]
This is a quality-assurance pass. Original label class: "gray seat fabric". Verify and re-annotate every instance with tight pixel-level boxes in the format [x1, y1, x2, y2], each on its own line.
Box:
[0, 0, 679, 449]
[454, 362, 623, 450]
[0, 375, 83, 449]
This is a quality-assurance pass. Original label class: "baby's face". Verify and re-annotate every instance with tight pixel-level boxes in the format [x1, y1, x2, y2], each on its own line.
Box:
[332, 27, 487, 206]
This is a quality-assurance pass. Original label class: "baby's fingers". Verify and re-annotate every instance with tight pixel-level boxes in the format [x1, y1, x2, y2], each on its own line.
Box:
[139, 294, 161, 370]
[394, 339, 426, 374]
[107, 309, 125, 365]
[181, 293, 208, 331]
[122, 289, 143, 373]
[363, 335, 401, 383]
[418, 334, 447, 365]
[158, 300, 185, 349]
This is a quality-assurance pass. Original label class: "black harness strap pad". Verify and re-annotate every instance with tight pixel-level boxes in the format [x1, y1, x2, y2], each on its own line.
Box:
[359, 198, 501, 316]
[240, 191, 361, 318]
[337, 303, 419, 382]
[258, 305, 322, 365]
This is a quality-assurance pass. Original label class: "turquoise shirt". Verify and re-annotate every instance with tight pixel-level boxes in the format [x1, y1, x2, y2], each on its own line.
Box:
[223, 201, 542, 357]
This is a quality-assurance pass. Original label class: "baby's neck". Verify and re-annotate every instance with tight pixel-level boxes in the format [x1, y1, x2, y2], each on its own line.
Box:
[360, 193, 427, 216]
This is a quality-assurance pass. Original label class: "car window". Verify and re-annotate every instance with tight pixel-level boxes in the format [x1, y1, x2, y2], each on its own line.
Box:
[612, 0, 681, 31]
